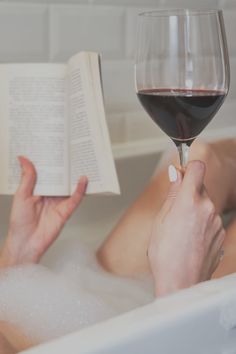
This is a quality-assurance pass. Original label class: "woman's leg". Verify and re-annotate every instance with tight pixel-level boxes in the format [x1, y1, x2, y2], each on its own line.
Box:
[97, 139, 236, 276]
[212, 216, 236, 278]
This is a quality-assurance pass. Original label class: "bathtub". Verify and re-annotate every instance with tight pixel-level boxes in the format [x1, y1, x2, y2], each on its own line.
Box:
[21, 274, 236, 354]
[1, 119, 236, 354]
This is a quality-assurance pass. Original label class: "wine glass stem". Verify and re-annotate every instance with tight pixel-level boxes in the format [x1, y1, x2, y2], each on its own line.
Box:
[178, 143, 189, 168]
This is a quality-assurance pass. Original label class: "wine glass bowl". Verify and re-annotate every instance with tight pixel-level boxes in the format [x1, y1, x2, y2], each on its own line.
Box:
[135, 9, 230, 167]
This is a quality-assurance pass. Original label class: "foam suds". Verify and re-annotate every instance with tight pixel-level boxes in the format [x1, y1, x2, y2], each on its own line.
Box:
[0, 238, 154, 343]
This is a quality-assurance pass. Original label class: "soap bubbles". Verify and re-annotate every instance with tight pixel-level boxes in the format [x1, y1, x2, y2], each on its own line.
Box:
[0, 237, 154, 343]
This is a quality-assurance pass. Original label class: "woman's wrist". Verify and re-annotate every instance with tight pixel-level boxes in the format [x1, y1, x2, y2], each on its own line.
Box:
[0, 249, 11, 269]
[0, 234, 41, 268]
[0, 240, 20, 269]
[154, 280, 184, 297]
[153, 268, 199, 297]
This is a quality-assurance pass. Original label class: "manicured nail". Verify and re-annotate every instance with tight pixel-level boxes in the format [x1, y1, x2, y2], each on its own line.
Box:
[168, 165, 177, 182]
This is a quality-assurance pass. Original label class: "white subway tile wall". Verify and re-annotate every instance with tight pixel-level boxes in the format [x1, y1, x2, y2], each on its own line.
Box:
[102, 60, 139, 113]
[49, 5, 125, 61]
[0, 0, 235, 143]
[0, 3, 48, 61]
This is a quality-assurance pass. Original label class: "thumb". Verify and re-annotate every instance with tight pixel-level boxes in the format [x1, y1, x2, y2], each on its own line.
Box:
[16, 156, 37, 198]
[161, 165, 183, 214]
[182, 160, 206, 196]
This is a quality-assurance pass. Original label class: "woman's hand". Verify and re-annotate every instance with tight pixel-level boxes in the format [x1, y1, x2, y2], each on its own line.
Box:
[0, 156, 88, 267]
[148, 160, 225, 297]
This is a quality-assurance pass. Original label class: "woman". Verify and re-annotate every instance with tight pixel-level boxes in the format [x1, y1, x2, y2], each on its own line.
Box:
[98, 139, 236, 280]
[0, 140, 229, 351]
[0, 157, 89, 352]
[0, 150, 226, 290]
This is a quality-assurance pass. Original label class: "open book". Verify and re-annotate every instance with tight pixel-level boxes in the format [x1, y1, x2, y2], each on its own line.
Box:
[0, 52, 120, 196]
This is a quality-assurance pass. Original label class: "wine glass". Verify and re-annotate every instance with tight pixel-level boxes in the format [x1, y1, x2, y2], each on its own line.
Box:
[135, 9, 230, 167]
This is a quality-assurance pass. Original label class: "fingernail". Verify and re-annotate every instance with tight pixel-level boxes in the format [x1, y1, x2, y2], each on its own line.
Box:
[168, 165, 177, 182]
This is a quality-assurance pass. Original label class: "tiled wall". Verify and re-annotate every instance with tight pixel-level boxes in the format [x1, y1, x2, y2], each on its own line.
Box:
[0, 0, 235, 143]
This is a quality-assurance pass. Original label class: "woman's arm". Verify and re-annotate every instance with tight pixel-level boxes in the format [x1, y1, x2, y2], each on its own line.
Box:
[0, 157, 88, 353]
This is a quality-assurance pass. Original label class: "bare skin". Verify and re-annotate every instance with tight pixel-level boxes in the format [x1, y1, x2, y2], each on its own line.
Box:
[0, 321, 32, 353]
[149, 161, 225, 296]
[0, 156, 88, 352]
[0, 156, 88, 267]
[0, 329, 17, 354]
[97, 139, 236, 277]
[0, 140, 234, 351]
[212, 216, 236, 278]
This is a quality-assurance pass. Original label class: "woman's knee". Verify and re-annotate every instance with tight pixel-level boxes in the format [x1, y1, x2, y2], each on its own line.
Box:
[189, 141, 214, 164]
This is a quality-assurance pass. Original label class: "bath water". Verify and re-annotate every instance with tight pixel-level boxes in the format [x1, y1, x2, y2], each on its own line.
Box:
[0, 237, 154, 343]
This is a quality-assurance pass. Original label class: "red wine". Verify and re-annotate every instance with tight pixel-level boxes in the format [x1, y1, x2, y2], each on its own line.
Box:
[137, 89, 226, 145]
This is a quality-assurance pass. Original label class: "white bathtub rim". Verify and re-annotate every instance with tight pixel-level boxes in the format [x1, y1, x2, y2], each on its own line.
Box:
[21, 272, 236, 354]
[112, 125, 236, 160]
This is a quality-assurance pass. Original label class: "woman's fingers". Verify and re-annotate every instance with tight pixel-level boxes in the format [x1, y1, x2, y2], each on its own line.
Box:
[211, 214, 223, 233]
[208, 228, 226, 274]
[16, 156, 37, 199]
[56, 176, 88, 221]
[159, 165, 182, 217]
[203, 211, 223, 252]
[182, 160, 206, 196]
[204, 210, 225, 275]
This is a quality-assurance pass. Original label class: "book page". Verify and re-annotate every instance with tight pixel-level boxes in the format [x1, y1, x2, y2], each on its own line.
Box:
[0, 67, 9, 192]
[69, 66, 101, 186]
[90, 54, 120, 194]
[0, 64, 69, 195]
[68, 53, 119, 194]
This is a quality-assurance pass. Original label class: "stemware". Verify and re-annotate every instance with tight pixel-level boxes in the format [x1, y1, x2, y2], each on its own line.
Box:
[135, 9, 230, 167]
